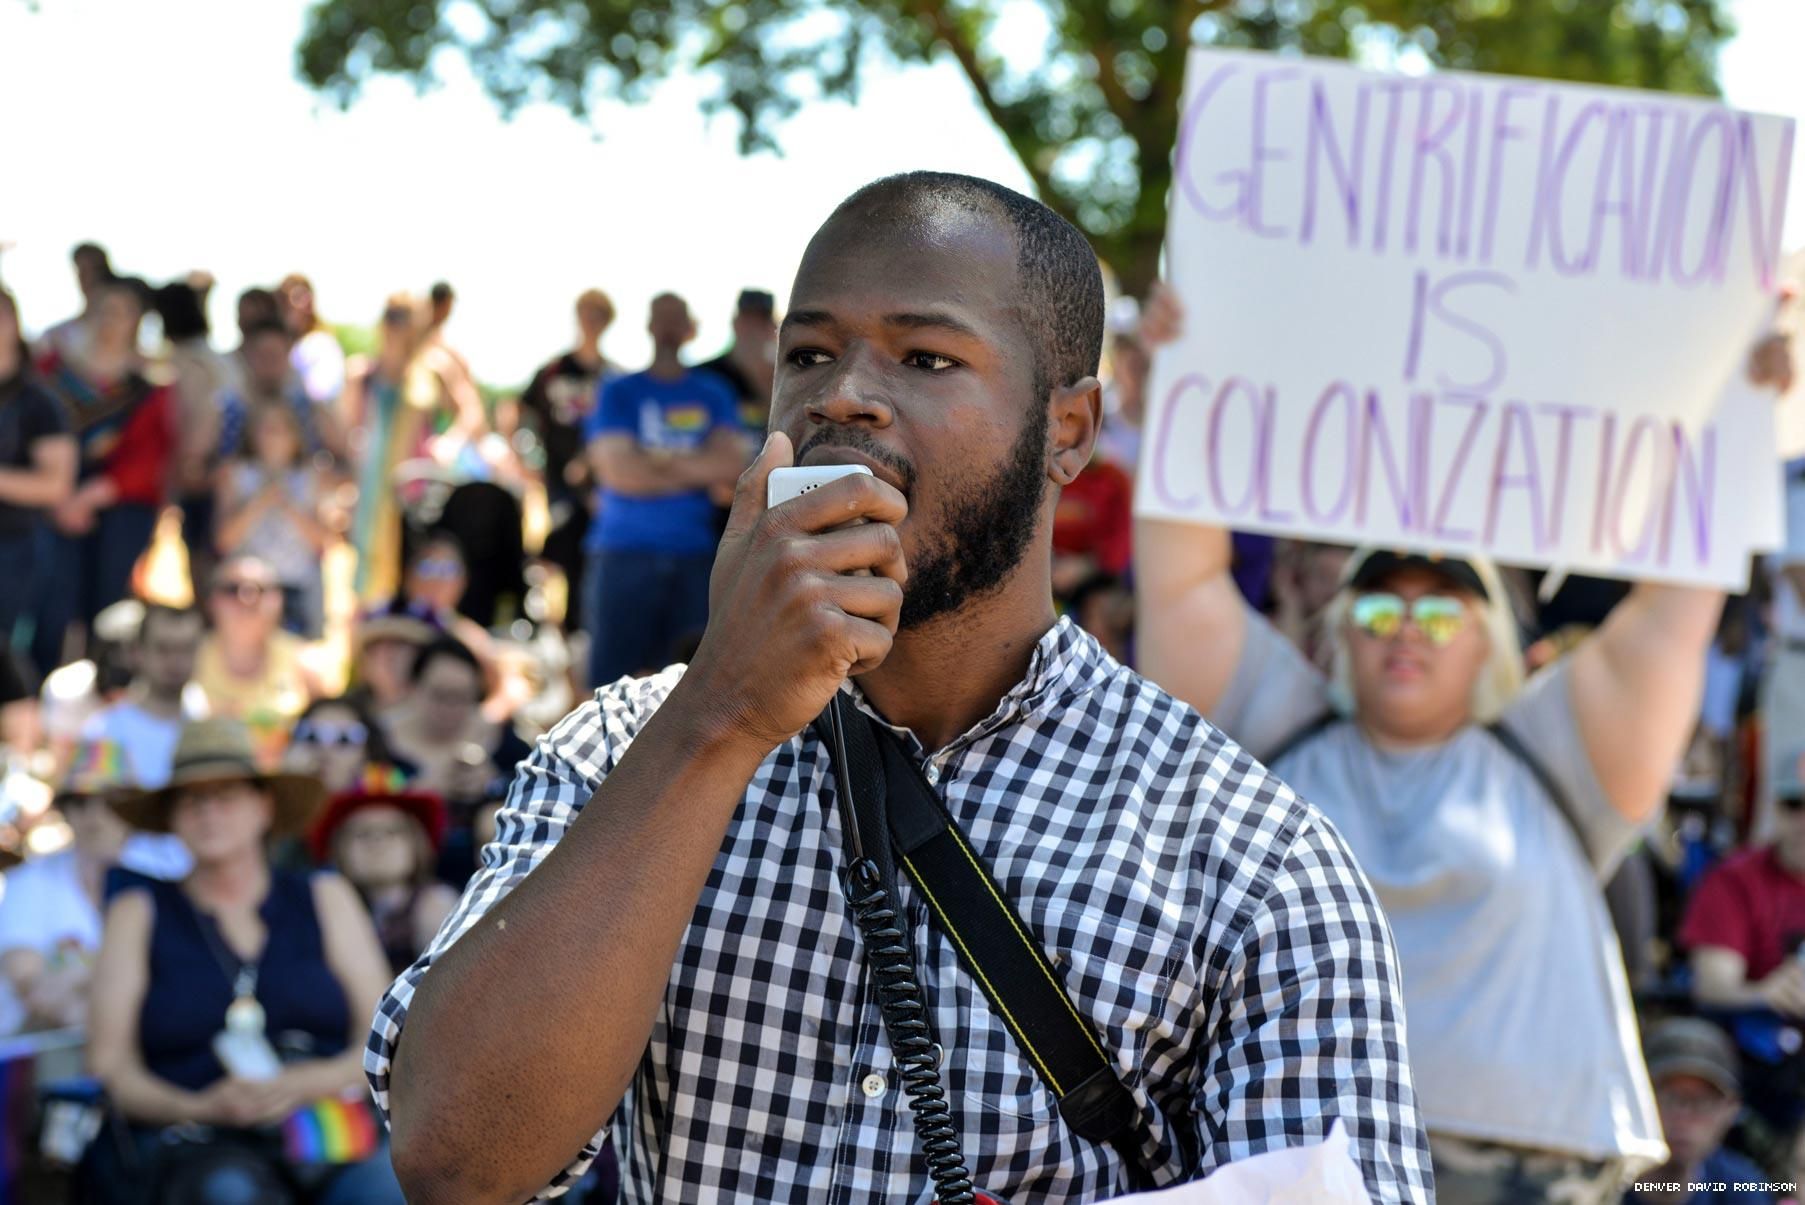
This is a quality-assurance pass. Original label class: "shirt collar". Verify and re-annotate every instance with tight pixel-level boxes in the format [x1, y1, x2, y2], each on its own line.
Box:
[842, 615, 1108, 760]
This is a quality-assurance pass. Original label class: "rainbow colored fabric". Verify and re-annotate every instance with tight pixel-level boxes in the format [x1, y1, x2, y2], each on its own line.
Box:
[281, 1096, 380, 1165]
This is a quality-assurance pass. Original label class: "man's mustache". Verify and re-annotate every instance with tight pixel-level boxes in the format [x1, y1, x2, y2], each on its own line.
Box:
[795, 428, 916, 494]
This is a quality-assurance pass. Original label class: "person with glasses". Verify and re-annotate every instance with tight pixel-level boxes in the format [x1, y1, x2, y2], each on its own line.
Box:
[283, 696, 402, 795]
[307, 768, 455, 974]
[377, 636, 531, 887]
[1135, 294, 1796, 1203]
[84, 719, 402, 1204]
[194, 555, 322, 768]
[1623, 1019, 1773, 1204]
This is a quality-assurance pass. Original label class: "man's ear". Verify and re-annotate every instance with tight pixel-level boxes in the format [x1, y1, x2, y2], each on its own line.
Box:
[1047, 376, 1103, 485]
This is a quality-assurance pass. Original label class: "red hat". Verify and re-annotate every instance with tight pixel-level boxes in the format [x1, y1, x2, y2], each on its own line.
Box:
[308, 764, 447, 865]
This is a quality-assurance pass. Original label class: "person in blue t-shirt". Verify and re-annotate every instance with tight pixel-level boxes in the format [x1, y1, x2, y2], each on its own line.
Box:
[1623, 1018, 1775, 1205]
[582, 293, 748, 686]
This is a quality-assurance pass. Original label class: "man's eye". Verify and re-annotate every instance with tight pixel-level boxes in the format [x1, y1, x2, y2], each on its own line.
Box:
[906, 352, 958, 372]
[787, 349, 832, 368]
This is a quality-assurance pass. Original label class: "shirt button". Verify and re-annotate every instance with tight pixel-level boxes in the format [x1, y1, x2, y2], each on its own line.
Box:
[923, 764, 940, 784]
[860, 1073, 887, 1098]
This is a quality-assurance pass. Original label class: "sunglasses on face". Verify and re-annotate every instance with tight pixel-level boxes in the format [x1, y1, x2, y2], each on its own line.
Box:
[1780, 796, 1805, 813]
[293, 719, 370, 747]
[212, 581, 273, 607]
[412, 557, 463, 581]
[1350, 592, 1470, 647]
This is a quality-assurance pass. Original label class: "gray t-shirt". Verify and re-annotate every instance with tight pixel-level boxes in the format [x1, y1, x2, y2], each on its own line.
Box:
[1212, 610, 1664, 1168]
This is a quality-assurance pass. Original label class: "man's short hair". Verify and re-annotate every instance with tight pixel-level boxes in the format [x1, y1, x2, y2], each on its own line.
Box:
[241, 319, 290, 345]
[830, 172, 1105, 401]
[72, 242, 110, 269]
[734, 289, 776, 319]
[576, 288, 615, 326]
[430, 281, 455, 306]
[139, 603, 201, 644]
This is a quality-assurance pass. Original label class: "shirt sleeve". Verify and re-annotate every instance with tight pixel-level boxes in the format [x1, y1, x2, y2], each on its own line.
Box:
[23, 386, 69, 443]
[1208, 606, 1332, 764]
[104, 386, 173, 505]
[1191, 809, 1433, 1204]
[1498, 658, 1645, 878]
[364, 670, 682, 1200]
[585, 376, 636, 441]
[1676, 861, 1756, 961]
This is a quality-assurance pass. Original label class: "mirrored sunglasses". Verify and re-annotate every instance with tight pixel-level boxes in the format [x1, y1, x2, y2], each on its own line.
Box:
[293, 719, 370, 747]
[1350, 592, 1469, 647]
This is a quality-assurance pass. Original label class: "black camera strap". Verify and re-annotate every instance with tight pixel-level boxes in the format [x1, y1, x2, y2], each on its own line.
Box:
[817, 694, 1150, 1197]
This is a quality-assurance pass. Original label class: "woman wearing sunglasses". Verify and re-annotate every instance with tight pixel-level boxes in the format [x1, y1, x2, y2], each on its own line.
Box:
[1134, 289, 1795, 1204]
[283, 696, 401, 795]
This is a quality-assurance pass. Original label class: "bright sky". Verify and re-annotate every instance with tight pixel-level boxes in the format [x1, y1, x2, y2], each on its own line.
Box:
[0, 0, 1799, 386]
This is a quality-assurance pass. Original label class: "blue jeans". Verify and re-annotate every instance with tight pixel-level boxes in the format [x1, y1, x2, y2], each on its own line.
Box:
[30, 502, 158, 677]
[585, 547, 714, 686]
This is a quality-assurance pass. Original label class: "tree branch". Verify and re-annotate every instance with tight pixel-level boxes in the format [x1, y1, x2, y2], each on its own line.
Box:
[902, 0, 1059, 205]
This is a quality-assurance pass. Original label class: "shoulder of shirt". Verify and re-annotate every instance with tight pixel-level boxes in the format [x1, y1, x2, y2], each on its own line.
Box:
[1096, 659, 1316, 848]
[553, 664, 691, 747]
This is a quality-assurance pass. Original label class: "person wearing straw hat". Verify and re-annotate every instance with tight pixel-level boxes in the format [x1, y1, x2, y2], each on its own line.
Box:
[308, 767, 456, 974]
[84, 718, 402, 1204]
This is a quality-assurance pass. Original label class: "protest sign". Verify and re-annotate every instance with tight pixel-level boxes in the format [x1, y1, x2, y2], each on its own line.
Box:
[1139, 49, 1796, 589]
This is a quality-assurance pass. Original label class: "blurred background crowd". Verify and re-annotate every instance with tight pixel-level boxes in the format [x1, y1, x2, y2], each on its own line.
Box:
[0, 0, 1801, 1199]
[0, 239, 1797, 1202]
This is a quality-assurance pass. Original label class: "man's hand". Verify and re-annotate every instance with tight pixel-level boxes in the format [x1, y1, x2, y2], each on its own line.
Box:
[685, 432, 908, 753]
[1755, 961, 1805, 1018]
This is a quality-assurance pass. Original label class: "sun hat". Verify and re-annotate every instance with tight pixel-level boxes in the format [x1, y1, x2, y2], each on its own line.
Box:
[308, 764, 447, 864]
[110, 718, 326, 835]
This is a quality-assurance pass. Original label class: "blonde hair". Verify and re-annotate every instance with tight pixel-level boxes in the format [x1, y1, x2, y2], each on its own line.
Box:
[1323, 548, 1526, 725]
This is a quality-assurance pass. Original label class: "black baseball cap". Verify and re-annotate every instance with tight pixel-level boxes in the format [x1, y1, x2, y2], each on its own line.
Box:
[735, 289, 775, 317]
[1348, 550, 1489, 601]
[1643, 1017, 1741, 1096]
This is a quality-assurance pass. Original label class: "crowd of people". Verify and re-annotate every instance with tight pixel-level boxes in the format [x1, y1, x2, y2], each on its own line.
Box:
[0, 202, 1796, 1205]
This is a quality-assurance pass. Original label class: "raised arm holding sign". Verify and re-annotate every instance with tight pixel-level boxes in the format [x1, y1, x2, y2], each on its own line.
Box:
[1132, 48, 1796, 1205]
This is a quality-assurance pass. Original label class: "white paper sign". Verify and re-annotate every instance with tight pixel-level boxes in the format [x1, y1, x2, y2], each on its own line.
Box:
[1139, 49, 1796, 589]
[1106, 1121, 1374, 1204]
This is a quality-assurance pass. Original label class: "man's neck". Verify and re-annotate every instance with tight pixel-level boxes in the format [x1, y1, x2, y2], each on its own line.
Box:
[129, 680, 186, 718]
[648, 349, 686, 381]
[572, 341, 602, 370]
[1775, 839, 1805, 878]
[854, 572, 1058, 754]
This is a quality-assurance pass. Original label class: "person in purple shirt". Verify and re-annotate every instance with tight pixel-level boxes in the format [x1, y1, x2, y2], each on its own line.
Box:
[581, 293, 748, 686]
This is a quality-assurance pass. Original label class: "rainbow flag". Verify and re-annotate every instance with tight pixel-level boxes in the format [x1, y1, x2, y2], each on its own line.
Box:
[282, 1096, 380, 1165]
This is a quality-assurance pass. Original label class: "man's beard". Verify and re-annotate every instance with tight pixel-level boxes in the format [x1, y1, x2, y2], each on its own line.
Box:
[797, 405, 1049, 632]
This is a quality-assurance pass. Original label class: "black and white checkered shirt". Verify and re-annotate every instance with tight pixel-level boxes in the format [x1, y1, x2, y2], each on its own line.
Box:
[367, 618, 1432, 1202]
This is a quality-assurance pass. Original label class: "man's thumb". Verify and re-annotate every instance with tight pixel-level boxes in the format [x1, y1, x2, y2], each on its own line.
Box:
[726, 430, 794, 535]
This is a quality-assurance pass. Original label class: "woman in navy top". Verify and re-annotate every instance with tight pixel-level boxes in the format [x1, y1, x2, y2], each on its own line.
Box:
[86, 719, 402, 1204]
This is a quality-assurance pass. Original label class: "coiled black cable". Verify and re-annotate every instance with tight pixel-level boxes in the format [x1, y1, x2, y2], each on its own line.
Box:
[843, 857, 977, 1205]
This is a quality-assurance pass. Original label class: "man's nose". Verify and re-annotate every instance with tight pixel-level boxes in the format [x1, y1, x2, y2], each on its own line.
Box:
[807, 350, 895, 427]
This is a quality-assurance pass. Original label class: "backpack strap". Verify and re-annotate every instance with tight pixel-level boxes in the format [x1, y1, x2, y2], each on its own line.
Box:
[1483, 720, 1586, 855]
[1262, 710, 1342, 768]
